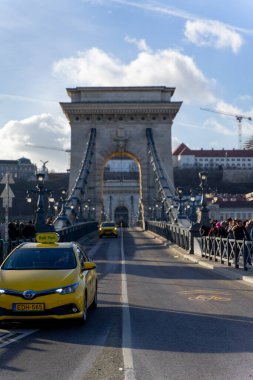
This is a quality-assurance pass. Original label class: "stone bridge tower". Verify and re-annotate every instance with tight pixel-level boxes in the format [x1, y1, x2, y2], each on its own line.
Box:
[60, 87, 182, 221]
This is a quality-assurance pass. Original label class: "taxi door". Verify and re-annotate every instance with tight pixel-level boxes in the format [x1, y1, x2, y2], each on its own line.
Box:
[76, 245, 95, 307]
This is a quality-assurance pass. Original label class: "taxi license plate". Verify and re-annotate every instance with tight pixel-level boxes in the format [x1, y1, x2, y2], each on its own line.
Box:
[13, 303, 45, 312]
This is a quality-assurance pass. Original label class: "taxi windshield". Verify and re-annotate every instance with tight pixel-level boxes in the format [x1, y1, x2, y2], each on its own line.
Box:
[101, 223, 115, 227]
[2, 248, 77, 270]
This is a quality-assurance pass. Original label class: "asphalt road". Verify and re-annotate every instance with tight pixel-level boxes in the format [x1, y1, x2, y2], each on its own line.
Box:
[1, 228, 253, 380]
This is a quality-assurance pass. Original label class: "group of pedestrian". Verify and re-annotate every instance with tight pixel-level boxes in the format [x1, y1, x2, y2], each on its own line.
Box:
[8, 220, 36, 241]
[200, 217, 253, 267]
[200, 218, 253, 240]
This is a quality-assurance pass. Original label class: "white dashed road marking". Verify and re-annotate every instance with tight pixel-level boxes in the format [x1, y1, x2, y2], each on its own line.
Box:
[121, 228, 136, 380]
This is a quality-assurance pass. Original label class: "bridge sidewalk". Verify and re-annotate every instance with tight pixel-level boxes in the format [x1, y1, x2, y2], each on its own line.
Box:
[144, 229, 253, 287]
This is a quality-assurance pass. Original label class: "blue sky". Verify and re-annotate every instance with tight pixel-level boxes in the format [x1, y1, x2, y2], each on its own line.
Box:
[0, 0, 253, 172]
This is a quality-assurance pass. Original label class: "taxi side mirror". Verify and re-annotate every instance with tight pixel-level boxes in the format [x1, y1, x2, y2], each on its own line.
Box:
[82, 262, 96, 271]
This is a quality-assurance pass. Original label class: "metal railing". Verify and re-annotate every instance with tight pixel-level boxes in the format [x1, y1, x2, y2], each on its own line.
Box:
[0, 221, 98, 264]
[145, 221, 253, 271]
[145, 221, 191, 252]
[57, 221, 98, 242]
[201, 236, 253, 270]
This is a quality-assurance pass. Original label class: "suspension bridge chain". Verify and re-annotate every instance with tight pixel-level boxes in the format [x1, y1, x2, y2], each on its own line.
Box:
[146, 128, 176, 222]
[55, 128, 96, 224]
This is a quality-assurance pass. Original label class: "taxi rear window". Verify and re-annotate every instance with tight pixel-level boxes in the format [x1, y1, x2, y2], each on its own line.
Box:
[2, 248, 77, 270]
[101, 223, 115, 227]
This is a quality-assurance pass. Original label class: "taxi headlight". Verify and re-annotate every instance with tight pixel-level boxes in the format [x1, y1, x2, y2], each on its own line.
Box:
[56, 283, 79, 295]
[0, 289, 5, 295]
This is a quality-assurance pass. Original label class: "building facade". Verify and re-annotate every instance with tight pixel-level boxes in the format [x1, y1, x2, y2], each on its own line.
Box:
[173, 143, 253, 169]
[208, 196, 253, 221]
[0, 157, 36, 181]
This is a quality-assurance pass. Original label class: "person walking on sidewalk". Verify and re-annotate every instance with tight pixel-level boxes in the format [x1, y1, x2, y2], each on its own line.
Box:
[233, 220, 251, 268]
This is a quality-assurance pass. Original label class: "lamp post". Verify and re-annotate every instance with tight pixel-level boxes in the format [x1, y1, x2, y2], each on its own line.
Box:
[30, 172, 54, 232]
[189, 193, 197, 224]
[176, 187, 186, 219]
[91, 207, 95, 221]
[26, 191, 34, 221]
[199, 171, 210, 226]
[59, 189, 67, 216]
[47, 193, 55, 219]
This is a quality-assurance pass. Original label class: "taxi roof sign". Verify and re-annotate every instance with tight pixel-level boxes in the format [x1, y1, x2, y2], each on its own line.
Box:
[35, 232, 60, 244]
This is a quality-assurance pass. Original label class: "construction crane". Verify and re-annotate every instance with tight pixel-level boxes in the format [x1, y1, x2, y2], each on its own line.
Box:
[200, 107, 252, 149]
[25, 144, 71, 171]
[25, 143, 70, 153]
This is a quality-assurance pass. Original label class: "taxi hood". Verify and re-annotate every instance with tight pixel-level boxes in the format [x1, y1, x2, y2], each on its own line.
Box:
[0, 269, 78, 291]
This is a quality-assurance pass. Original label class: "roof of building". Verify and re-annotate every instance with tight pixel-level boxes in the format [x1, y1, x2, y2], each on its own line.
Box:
[18, 157, 32, 164]
[173, 143, 253, 157]
[213, 200, 253, 208]
[0, 160, 18, 165]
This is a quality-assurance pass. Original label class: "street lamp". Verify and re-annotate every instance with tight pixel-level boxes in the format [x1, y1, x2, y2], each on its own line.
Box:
[31, 172, 54, 232]
[189, 192, 197, 224]
[26, 191, 34, 221]
[176, 187, 185, 219]
[59, 189, 67, 216]
[91, 207, 95, 220]
[47, 193, 55, 219]
[199, 171, 210, 226]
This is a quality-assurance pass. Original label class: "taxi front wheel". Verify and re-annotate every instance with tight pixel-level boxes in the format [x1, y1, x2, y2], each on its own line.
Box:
[90, 282, 98, 310]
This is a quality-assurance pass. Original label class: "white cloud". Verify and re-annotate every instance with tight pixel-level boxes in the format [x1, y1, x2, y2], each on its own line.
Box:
[52, 47, 215, 104]
[184, 20, 243, 53]
[124, 36, 151, 52]
[203, 119, 236, 136]
[0, 114, 70, 172]
[85, 0, 253, 37]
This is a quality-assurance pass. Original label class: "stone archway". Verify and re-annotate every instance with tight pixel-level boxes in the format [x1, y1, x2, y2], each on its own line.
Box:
[102, 151, 140, 225]
[61, 86, 182, 223]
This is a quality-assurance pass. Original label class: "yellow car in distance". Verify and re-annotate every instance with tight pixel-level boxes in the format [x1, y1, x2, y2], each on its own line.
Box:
[99, 222, 118, 238]
[0, 233, 97, 324]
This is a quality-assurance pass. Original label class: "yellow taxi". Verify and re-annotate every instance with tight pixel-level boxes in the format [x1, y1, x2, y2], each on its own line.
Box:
[0, 232, 97, 324]
[98, 222, 118, 238]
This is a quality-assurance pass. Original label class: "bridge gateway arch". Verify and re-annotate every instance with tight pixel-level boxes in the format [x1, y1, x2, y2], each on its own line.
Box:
[60, 86, 182, 224]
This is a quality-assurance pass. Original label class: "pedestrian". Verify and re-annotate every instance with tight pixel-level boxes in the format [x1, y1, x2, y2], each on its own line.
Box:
[8, 221, 16, 241]
[233, 220, 251, 267]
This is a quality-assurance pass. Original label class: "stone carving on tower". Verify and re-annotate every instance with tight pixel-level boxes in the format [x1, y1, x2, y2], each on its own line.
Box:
[112, 127, 128, 152]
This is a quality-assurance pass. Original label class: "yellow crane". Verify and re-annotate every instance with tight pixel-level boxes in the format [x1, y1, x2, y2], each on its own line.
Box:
[200, 107, 252, 149]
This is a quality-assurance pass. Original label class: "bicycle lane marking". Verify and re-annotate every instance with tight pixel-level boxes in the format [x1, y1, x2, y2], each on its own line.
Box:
[121, 228, 136, 380]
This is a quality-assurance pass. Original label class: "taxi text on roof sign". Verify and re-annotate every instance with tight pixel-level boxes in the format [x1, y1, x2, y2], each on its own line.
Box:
[36, 232, 60, 243]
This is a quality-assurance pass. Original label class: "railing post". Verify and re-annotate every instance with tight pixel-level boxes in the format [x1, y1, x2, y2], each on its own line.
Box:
[243, 238, 247, 271]
[188, 224, 199, 255]
[234, 240, 239, 269]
